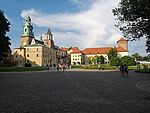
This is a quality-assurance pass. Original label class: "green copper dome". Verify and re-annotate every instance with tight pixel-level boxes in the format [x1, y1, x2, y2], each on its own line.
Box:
[22, 15, 34, 37]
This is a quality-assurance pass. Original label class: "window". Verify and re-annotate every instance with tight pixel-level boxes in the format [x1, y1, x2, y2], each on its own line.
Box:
[16, 55, 17, 58]
[37, 54, 38, 57]
[37, 48, 38, 51]
[27, 54, 29, 57]
[25, 29, 27, 32]
[20, 61, 22, 63]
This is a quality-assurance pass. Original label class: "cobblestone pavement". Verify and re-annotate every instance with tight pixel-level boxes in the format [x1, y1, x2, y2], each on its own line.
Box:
[0, 71, 150, 113]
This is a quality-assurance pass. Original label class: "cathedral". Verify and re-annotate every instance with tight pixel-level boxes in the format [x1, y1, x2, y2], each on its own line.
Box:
[14, 15, 67, 67]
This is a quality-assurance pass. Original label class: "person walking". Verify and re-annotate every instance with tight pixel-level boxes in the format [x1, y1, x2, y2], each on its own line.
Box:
[124, 65, 128, 77]
[120, 65, 124, 77]
[56, 64, 60, 72]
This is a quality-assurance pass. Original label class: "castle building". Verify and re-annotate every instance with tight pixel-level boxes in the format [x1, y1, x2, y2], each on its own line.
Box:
[62, 38, 128, 65]
[14, 16, 67, 67]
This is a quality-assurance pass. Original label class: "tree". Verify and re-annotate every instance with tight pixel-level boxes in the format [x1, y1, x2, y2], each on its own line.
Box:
[113, 0, 150, 52]
[0, 10, 11, 64]
[110, 57, 121, 66]
[121, 56, 135, 66]
[97, 55, 105, 64]
[107, 48, 117, 60]
[131, 53, 143, 61]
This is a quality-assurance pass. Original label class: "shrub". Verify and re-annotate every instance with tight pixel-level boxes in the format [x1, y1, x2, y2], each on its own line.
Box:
[25, 63, 31, 67]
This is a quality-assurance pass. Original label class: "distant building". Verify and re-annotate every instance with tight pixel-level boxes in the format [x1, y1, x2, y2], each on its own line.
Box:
[14, 15, 67, 67]
[61, 37, 128, 65]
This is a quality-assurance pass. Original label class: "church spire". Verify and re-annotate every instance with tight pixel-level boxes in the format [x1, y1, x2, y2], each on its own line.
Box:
[44, 28, 54, 48]
[45, 28, 53, 40]
[22, 15, 34, 37]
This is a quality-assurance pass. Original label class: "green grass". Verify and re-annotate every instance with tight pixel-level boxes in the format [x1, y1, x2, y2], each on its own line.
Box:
[135, 69, 150, 73]
[80, 64, 117, 70]
[71, 65, 81, 68]
[128, 66, 137, 70]
[0, 67, 45, 72]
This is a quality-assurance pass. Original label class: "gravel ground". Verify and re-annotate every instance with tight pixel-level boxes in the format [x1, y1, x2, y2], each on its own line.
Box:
[0, 71, 150, 113]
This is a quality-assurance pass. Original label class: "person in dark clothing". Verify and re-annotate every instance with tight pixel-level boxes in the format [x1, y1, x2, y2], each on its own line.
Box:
[124, 65, 128, 77]
[120, 65, 124, 76]
[56, 64, 60, 72]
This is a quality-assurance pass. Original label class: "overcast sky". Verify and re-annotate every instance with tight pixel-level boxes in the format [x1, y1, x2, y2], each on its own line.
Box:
[0, 0, 148, 56]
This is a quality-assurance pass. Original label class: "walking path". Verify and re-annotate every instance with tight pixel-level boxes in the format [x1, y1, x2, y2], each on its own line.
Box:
[0, 68, 150, 93]
[136, 80, 150, 93]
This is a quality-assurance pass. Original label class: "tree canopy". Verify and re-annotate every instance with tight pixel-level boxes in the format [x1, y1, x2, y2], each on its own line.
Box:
[110, 57, 121, 66]
[121, 56, 135, 66]
[107, 48, 117, 60]
[97, 55, 105, 64]
[0, 10, 11, 64]
[113, 0, 150, 52]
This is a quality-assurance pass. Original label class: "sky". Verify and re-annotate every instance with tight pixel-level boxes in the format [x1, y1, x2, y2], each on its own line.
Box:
[0, 0, 148, 56]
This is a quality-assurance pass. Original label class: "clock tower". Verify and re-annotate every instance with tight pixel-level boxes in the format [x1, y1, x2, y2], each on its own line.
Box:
[44, 28, 54, 48]
[21, 15, 34, 47]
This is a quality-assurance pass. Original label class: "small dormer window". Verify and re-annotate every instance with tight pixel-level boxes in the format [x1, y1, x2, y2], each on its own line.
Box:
[25, 29, 27, 32]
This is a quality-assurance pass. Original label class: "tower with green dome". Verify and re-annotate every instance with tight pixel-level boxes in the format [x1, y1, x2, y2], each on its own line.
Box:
[21, 15, 34, 47]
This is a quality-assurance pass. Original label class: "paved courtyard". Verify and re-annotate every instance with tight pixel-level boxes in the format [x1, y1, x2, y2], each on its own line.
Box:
[0, 70, 150, 113]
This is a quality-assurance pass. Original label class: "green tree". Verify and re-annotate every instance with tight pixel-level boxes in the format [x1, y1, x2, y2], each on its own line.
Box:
[97, 55, 105, 64]
[0, 10, 11, 64]
[131, 53, 143, 61]
[108, 48, 117, 60]
[121, 56, 135, 66]
[113, 0, 150, 52]
[110, 57, 121, 66]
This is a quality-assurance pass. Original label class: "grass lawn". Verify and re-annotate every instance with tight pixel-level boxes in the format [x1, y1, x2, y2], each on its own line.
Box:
[0, 67, 45, 72]
[135, 69, 150, 73]
[80, 64, 117, 70]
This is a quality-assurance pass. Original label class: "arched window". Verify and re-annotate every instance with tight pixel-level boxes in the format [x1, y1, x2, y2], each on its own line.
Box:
[25, 29, 27, 32]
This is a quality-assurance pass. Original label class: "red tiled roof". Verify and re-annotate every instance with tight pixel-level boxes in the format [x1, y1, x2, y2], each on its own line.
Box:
[81, 46, 128, 55]
[61, 47, 69, 52]
[70, 47, 82, 54]
[117, 38, 127, 43]
[116, 46, 128, 52]
[81, 47, 113, 55]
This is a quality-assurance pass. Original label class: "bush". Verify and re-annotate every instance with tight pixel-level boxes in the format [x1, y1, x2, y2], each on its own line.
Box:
[71, 65, 81, 68]
[25, 63, 31, 67]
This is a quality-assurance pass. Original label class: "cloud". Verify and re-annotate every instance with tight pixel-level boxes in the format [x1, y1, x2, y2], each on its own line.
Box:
[21, 0, 123, 49]
[21, 0, 147, 55]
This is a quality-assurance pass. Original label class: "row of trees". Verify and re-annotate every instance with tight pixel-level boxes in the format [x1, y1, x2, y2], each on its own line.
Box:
[88, 48, 138, 66]
[88, 55, 105, 64]
[0, 9, 11, 65]
[108, 48, 135, 66]
[131, 53, 150, 61]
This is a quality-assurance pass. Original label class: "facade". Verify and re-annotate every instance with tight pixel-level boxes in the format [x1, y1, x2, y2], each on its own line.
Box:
[14, 15, 67, 67]
[61, 38, 129, 65]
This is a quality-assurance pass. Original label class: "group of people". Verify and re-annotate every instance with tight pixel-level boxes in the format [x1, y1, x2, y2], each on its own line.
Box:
[119, 65, 129, 77]
[56, 64, 66, 72]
